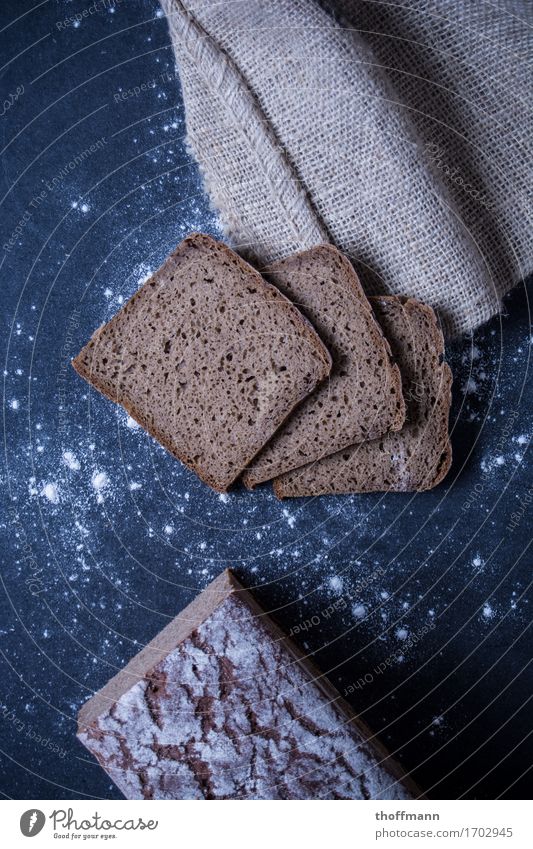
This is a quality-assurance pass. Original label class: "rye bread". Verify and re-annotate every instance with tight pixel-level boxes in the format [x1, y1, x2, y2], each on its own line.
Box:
[241, 245, 405, 488]
[78, 569, 419, 799]
[274, 296, 452, 497]
[72, 234, 331, 492]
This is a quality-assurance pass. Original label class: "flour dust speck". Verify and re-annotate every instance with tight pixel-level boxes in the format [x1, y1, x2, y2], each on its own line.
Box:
[63, 451, 81, 471]
[482, 604, 494, 621]
[352, 604, 366, 619]
[328, 575, 343, 594]
[41, 482, 60, 504]
[91, 471, 109, 503]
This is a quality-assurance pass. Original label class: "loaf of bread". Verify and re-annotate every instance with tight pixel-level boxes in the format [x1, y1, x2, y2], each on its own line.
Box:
[242, 246, 404, 488]
[78, 570, 419, 799]
[72, 234, 331, 492]
[274, 296, 452, 496]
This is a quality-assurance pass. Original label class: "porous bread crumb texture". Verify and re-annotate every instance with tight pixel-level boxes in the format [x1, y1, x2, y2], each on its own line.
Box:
[274, 296, 452, 496]
[242, 246, 404, 487]
[72, 234, 331, 492]
[78, 594, 411, 800]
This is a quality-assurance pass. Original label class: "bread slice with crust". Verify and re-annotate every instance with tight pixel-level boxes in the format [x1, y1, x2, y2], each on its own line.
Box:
[242, 245, 404, 488]
[274, 296, 452, 497]
[72, 234, 331, 492]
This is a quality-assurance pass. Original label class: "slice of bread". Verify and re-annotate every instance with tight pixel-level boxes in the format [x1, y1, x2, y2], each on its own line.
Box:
[241, 246, 404, 488]
[72, 234, 331, 492]
[274, 296, 452, 497]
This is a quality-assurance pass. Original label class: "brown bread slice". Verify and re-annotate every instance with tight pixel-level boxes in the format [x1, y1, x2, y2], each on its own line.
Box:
[72, 234, 331, 492]
[274, 296, 452, 497]
[241, 246, 405, 488]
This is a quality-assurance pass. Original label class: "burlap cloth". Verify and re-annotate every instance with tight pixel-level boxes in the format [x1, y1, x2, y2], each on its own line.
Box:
[159, 0, 532, 337]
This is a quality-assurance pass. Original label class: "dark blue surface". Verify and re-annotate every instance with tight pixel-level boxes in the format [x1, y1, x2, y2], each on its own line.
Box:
[1, 0, 532, 800]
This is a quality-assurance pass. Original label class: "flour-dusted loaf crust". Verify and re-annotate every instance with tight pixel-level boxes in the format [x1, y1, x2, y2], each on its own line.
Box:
[72, 234, 331, 492]
[274, 296, 452, 497]
[242, 246, 404, 487]
[78, 570, 419, 800]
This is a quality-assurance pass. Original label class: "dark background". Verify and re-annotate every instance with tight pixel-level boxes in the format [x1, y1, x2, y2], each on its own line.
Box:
[1, 0, 531, 800]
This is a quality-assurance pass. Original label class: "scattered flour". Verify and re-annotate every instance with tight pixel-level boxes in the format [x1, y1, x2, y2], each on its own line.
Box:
[91, 471, 109, 503]
[63, 451, 81, 471]
[352, 604, 366, 619]
[132, 262, 153, 288]
[328, 575, 343, 594]
[282, 508, 296, 528]
[41, 482, 59, 504]
[396, 627, 409, 641]
[481, 454, 506, 473]
[482, 604, 494, 621]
